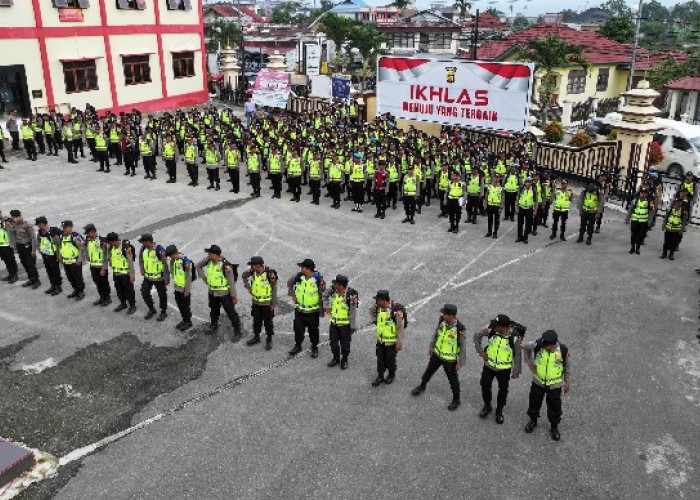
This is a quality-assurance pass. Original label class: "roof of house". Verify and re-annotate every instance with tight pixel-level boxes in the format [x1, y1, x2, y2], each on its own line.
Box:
[466, 22, 689, 69]
[463, 12, 509, 30]
[205, 3, 266, 24]
[569, 8, 612, 25]
[328, 0, 368, 14]
[665, 72, 700, 92]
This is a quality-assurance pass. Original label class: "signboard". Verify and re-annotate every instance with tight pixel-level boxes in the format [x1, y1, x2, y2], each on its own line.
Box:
[376, 56, 534, 133]
[252, 71, 290, 108]
[305, 44, 321, 76]
[310, 75, 332, 99]
[332, 77, 350, 99]
[58, 9, 84, 22]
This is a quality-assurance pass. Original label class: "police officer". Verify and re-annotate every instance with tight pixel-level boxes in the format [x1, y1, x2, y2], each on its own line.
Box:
[473, 314, 522, 424]
[138, 234, 169, 321]
[184, 136, 199, 187]
[524, 330, 571, 441]
[0, 210, 19, 283]
[224, 138, 241, 193]
[21, 117, 37, 161]
[625, 188, 650, 255]
[196, 245, 242, 338]
[106, 232, 137, 315]
[370, 290, 405, 386]
[165, 245, 194, 331]
[484, 173, 504, 238]
[550, 179, 573, 241]
[411, 304, 467, 411]
[141, 132, 156, 180]
[348, 153, 366, 212]
[286, 149, 303, 203]
[287, 258, 325, 358]
[577, 183, 602, 245]
[242, 256, 278, 349]
[466, 166, 483, 224]
[95, 126, 110, 172]
[62, 117, 78, 165]
[660, 198, 685, 260]
[401, 164, 419, 224]
[247, 146, 262, 197]
[204, 141, 221, 191]
[323, 274, 358, 370]
[35, 216, 62, 296]
[515, 177, 537, 244]
[445, 171, 466, 233]
[163, 133, 178, 183]
[84, 223, 111, 306]
[58, 220, 85, 300]
[9, 209, 40, 288]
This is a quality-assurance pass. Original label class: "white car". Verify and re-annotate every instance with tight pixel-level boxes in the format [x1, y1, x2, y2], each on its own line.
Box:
[653, 119, 700, 178]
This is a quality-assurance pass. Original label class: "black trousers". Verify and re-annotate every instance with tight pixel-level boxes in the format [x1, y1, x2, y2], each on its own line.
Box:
[65, 139, 75, 162]
[165, 159, 176, 181]
[17, 243, 38, 280]
[35, 131, 45, 153]
[422, 179, 432, 206]
[376, 342, 397, 376]
[124, 151, 136, 174]
[24, 139, 37, 160]
[552, 211, 568, 236]
[540, 202, 551, 226]
[186, 163, 198, 183]
[517, 208, 533, 240]
[114, 274, 136, 306]
[403, 196, 416, 218]
[351, 181, 364, 205]
[447, 198, 461, 228]
[0, 246, 18, 276]
[504, 192, 517, 219]
[374, 190, 386, 216]
[527, 382, 562, 426]
[110, 142, 122, 164]
[663, 231, 682, 253]
[486, 206, 500, 234]
[288, 176, 301, 200]
[207, 167, 220, 187]
[64, 263, 84, 292]
[228, 168, 240, 192]
[388, 183, 398, 208]
[579, 212, 596, 238]
[309, 178, 321, 203]
[90, 266, 110, 299]
[630, 221, 648, 247]
[73, 138, 83, 158]
[250, 171, 261, 194]
[252, 303, 274, 336]
[144, 156, 157, 177]
[97, 150, 109, 170]
[10, 131, 19, 150]
[44, 135, 56, 155]
[467, 195, 480, 221]
[365, 179, 374, 202]
[328, 182, 341, 206]
[174, 290, 192, 322]
[329, 323, 352, 358]
[41, 254, 62, 287]
[141, 279, 167, 313]
[208, 292, 241, 331]
[421, 353, 460, 399]
[438, 190, 447, 215]
[87, 137, 96, 160]
[480, 365, 511, 411]
[0, 139, 5, 161]
[294, 309, 320, 346]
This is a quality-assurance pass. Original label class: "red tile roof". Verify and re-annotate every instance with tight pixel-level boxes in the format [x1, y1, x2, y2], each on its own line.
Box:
[464, 22, 689, 68]
[665, 72, 700, 91]
[463, 12, 508, 30]
[206, 3, 266, 24]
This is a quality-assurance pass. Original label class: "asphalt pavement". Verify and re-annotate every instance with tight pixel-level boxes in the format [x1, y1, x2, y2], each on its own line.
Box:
[0, 151, 699, 499]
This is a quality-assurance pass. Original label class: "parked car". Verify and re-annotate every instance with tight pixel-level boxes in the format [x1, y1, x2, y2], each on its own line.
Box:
[585, 112, 622, 141]
[653, 119, 700, 178]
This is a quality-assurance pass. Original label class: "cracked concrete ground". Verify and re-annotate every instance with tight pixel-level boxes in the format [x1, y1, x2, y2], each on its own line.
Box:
[0, 152, 699, 499]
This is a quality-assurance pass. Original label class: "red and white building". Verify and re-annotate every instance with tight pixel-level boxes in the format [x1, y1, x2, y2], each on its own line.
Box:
[0, 0, 207, 117]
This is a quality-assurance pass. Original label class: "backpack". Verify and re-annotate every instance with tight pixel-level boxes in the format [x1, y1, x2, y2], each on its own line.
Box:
[533, 341, 569, 368]
[221, 258, 238, 281]
[122, 240, 135, 257]
[182, 256, 197, 282]
[345, 287, 359, 307]
[391, 302, 408, 329]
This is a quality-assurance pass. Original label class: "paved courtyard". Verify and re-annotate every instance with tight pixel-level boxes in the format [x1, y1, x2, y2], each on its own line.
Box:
[1, 152, 699, 499]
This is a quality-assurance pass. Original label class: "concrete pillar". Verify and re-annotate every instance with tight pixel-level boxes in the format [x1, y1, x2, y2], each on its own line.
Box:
[561, 101, 573, 127]
[220, 45, 241, 91]
[684, 91, 698, 123]
[668, 90, 679, 119]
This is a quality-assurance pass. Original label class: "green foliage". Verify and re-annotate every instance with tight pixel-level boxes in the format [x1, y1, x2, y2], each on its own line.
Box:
[599, 17, 636, 43]
[569, 131, 593, 147]
[206, 19, 243, 52]
[485, 8, 505, 18]
[393, 0, 411, 10]
[560, 9, 579, 22]
[346, 23, 390, 81]
[271, 7, 295, 24]
[454, 0, 471, 20]
[512, 15, 530, 32]
[671, 1, 700, 21]
[544, 121, 565, 143]
[606, 129, 617, 141]
[599, 0, 630, 18]
[318, 14, 358, 69]
[648, 54, 700, 93]
[642, 0, 670, 22]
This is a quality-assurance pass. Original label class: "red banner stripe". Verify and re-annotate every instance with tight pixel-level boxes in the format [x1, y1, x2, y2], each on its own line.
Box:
[476, 62, 531, 79]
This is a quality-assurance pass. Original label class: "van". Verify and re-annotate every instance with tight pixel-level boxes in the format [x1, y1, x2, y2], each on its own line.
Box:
[652, 119, 700, 178]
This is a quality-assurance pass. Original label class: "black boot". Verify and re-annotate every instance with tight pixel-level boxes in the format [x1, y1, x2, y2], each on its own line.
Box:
[265, 336, 272, 350]
[247, 334, 261, 346]
[340, 356, 348, 370]
[576, 234, 584, 243]
[447, 398, 461, 411]
[478, 405, 492, 419]
[550, 425, 561, 441]
[524, 419, 537, 433]
[372, 375, 385, 387]
[206, 321, 218, 333]
[411, 384, 426, 396]
[327, 357, 340, 367]
[289, 344, 302, 355]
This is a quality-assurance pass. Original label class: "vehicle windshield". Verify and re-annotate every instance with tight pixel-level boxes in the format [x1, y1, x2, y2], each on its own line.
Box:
[690, 136, 700, 151]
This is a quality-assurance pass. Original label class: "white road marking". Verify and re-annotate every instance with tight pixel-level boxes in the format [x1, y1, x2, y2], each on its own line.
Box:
[412, 262, 425, 271]
[167, 302, 207, 323]
[644, 434, 692, 494]
[21, 358, 57, 374]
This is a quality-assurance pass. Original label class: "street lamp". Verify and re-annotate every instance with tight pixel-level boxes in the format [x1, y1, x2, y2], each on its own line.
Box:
[626, 0, 643, 92]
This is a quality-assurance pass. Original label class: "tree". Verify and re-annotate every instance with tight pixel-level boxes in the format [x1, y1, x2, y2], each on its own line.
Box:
[485, 8, 505, 18]
[642, 0, 670, 23]
[560, 9, 579, 22]
[648, 53, 700, 93]
[599, 17, 636, 43]
[206, 19, 243, 52]
[346, 23, 390, 88]
[454, 0, 471, 20]
[318, 14, 358, 71]
[518, 34, 590, 127]
[512, 15, 530, 32]
[271, 7, 295, 24]
[600, 0, 630, 18]
[392, 0, 411, 10]
[671, 1, 700, 22]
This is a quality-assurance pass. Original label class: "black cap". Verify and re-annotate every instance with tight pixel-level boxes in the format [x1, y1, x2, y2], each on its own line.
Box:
[374, 290, 390, 301]
[541, 330, 558, 345]
[205, 244, 222, 255]
[164, 244, 178, 256]
[138, 233, 153, 243]
[586, 183, 597, 192]
[35, 216, 48, 225]
[332, 274, 349, 286]
[61, 220, 73, 228]
[440, 303, 458, 315]
[297, 258, 315, 269]
[106, 232, 119, 242]
[84, 223, 96, 234]
[247, 256, 264, 266]
[494, 314, 511, 326]
[10, 209, 21, 217]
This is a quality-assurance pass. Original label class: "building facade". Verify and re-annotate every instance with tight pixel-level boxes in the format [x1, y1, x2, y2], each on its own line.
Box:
[0, 0, 207, 118]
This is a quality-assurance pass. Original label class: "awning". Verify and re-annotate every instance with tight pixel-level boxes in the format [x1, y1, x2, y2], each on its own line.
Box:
[170, 49, 201, 54]
[210, 74, 224, 81]
[120, 52, 155, 57]
[59, 57, 103, 62]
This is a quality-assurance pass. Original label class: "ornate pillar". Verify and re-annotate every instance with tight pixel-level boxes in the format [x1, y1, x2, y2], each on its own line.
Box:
[220, 45, 241, 92]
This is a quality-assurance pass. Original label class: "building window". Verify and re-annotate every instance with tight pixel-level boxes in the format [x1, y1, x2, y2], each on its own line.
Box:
[53, 0, 90, 7]
[123, 55, 152, 86]
[165, 0, 191, 10]
[566, 70, 586, 94]
[391, 33, 415, 48]
[596, 68, 609, 92]
[173, 52, 195, 79]
[116, 0, 146, 9]
[63, 60, 99, 93]
[0, 0, 14, 7]
[430, 33, 452, 50]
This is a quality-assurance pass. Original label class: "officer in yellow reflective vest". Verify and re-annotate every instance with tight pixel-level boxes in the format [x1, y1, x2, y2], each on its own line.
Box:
[484, 173, 504, 238]
[348, 153, 366, 212]
[43, 114, 57, 156]
[515, 177, 538, 244]
[549, 179, 573, 241]
[268, 147, 284, 199]
[323, 274, 358, 370]
[661, 198, 685, 260]
[242, 256, 278, 350]
[503, 165, 520, 221]
[412, 304, 467, 411]
[62, 117, 78, 165]
[0, 210, 19, 282]
[466, 167, 484, 224]
[437, 164, 450, 218]
[106, 232, 136, 314]
[445, 171, 466, 233]
[401, 164, 420, 224]
[247, 147, 261, 197]
[165, 244, 194, 332]
[577, 183, 602, 245]
[84, 223, 111, 306]
[287, 150, 304, 202]
[308, 151, 323, 205]
[224, 139, 241, 193]
[95, 126, 110, 173]
[474, 314, 523, 424]
[57, 220, 85, 300]
[327, 160, 343, 209]
[35, 216, 62, 295]
[21, 117, 38, 161]
[287, 258, 325, 358]
[370, 290, 405, 387]
[138, 234, 170, 322]
[184, 137, 199, 187]
[196, 244, 242, 338]
[140, 131, 156, 180]
[108, 124, 122, 166]
[204, 141, 221, 191]
[163, 133, 178, 183]
[72, 117, 84, 160]
[625, 188, 651, 255]
[524, 330, 571, 441]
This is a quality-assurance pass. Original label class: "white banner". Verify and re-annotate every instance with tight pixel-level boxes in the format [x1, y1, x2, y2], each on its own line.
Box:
[252, 71, 290, 109]
[376, 56, 534, 133]
[310, 75, 332, 98]
[305, 44, 321, 76]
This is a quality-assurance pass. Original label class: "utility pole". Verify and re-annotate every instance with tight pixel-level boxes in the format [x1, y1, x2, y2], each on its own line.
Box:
[627, 0, 643, 92]
[471, 9, 479, 60]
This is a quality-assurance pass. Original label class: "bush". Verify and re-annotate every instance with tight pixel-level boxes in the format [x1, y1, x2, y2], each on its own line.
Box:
[648, 141, 664, 166]
[606, 129, 617, 140]
[569, 131, 593, 147]
[544, 121, 564, 143]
